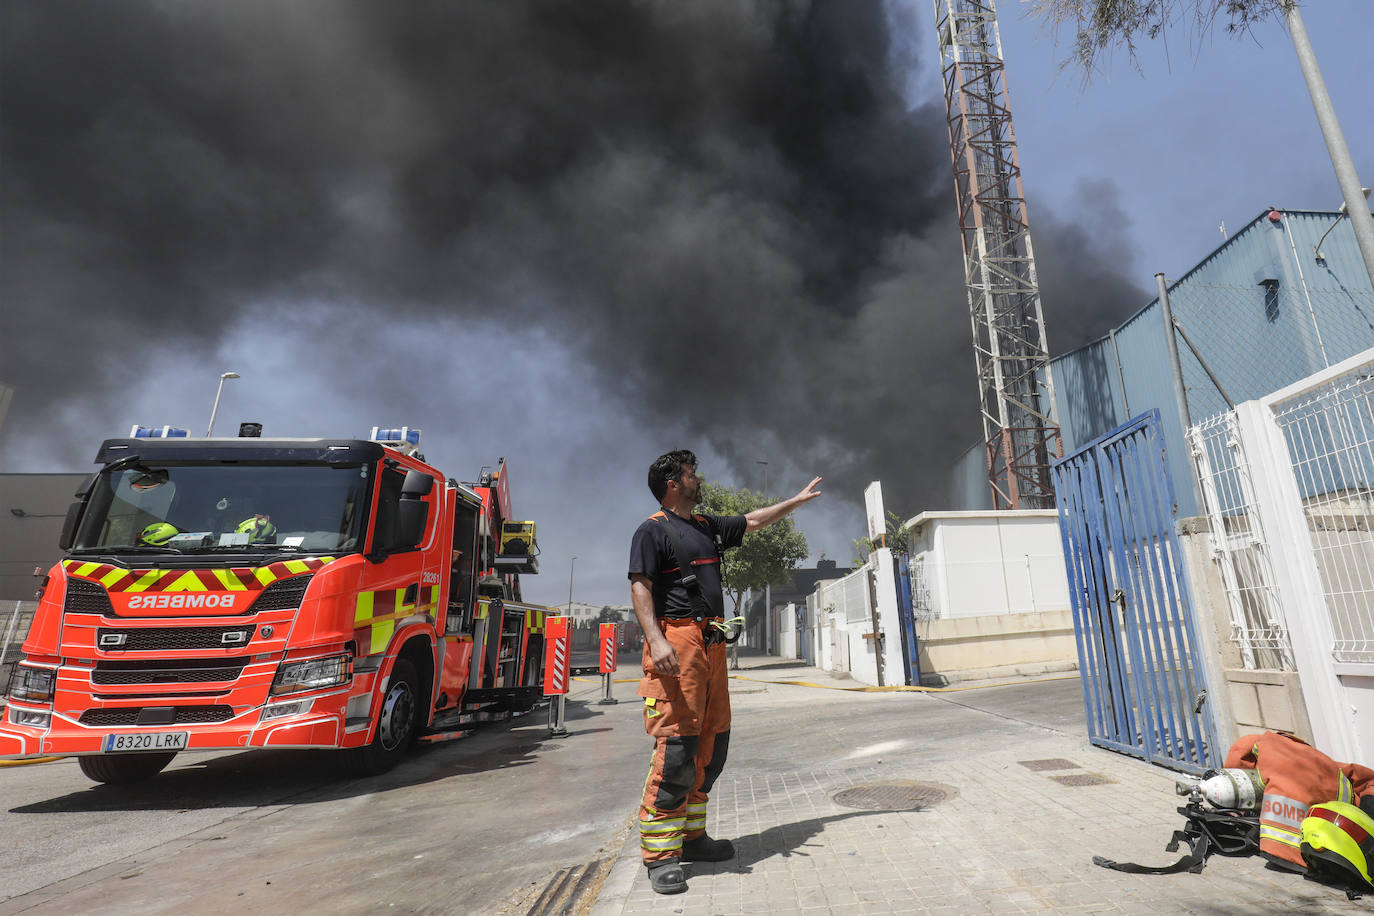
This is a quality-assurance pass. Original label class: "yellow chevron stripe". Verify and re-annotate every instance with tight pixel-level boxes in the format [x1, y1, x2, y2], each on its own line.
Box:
[99, 568, 127, 587]
[283, 559, 308, 574]
[212, 569, 247, 591]
[164, 570, 206, 592]
[127, 569, 164, 592]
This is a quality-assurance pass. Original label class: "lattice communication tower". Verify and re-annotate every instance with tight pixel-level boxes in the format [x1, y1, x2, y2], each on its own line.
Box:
[934, 0, 1061, 509]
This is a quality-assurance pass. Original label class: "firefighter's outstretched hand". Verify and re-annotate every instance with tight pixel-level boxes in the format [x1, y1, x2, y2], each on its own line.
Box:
[649, 638, 680, 677]
[795, 477, 823, 504]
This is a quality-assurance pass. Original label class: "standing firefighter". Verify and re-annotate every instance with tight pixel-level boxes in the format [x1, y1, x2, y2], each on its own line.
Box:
[628, 449, 821, 895]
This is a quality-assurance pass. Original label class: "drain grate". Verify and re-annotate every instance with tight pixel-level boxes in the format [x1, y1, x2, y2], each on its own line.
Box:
[1052, 773, 1114, 787]
[1017, 758, 1080, 771]
[832, 781, 955, 811]
[523, 856, 613, 916]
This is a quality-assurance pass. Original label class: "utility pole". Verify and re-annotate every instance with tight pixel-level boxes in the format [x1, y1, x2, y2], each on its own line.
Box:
[1285, 3, 1374, 288]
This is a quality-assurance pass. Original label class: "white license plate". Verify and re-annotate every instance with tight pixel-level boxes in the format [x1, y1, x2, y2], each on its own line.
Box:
[103, 731, 189, 752]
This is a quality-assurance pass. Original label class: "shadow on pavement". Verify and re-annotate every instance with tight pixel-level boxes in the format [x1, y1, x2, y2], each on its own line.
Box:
[10, 699, 622, 815]
[730, 660, 812, 673]
[693, 810, 888, 874]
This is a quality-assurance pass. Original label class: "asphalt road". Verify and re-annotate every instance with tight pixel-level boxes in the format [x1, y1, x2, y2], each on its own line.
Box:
[0, 662, 1090, 915]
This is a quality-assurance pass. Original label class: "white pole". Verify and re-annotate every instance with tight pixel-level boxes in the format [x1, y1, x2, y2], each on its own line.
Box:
[1285, 3, 1374, 287]
[206, 371, 240, 437]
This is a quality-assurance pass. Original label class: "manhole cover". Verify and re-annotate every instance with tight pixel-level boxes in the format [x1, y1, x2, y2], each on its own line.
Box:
[1052, 773, 1114, 787]
[1018, 758, 1080, 771]
[832, 781, 955, 811]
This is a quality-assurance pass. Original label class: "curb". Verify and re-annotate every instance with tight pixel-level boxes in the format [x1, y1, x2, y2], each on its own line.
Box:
[586, 827, 642, 916]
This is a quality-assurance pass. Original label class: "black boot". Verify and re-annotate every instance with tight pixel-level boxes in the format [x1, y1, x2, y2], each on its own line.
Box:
[681, 833, 735, 862]
[647, 858, 688, 894]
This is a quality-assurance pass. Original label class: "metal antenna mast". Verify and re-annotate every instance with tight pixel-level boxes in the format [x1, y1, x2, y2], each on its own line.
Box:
[934, 0, 1060, 509]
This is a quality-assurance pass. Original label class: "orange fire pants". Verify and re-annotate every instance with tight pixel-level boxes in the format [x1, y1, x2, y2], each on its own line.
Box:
[637, 617, 731, 864]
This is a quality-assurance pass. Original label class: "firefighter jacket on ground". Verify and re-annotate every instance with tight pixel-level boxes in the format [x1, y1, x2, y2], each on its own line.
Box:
[1226, 731, 1374, 869]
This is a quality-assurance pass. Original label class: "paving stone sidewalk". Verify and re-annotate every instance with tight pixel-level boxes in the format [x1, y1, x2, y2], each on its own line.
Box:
[588, 656, 1365, 916]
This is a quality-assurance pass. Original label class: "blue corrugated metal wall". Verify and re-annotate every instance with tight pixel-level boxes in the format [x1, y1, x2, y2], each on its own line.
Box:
[1047, 208, 1374, 518]
[949, 440, 994, 511]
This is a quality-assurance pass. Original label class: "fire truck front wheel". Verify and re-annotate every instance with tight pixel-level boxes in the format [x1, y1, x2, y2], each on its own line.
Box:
[78, 751, 178, 784]
[351, 658, 420, 776]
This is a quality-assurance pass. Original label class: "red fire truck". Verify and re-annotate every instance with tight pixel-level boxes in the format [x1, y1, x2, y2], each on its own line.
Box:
[0, 426, 550, 782]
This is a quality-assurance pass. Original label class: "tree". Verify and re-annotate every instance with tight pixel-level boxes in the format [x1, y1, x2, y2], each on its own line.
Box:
[1027, 0, 1290, 78]
[696, 481, 809, 616]
[596, 606, 625, 624]
[853, 510, 912, 565]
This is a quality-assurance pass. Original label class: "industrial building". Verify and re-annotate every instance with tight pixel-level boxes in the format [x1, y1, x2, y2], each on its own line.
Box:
[952, 206, 1374, 512]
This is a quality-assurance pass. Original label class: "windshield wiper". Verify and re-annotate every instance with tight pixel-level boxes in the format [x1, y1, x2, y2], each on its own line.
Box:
[69, 545, 181, 555]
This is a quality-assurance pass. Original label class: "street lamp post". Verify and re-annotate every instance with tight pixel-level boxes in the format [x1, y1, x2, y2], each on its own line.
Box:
[756, 458, 770, 658]
[206, 371, 240, 437]
[567, 556, 577, 615]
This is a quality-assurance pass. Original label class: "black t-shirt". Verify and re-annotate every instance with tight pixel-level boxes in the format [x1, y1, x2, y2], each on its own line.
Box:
[628, 510, 747, 618]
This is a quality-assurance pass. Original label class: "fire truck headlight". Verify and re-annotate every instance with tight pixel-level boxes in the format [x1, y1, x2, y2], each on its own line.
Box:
[8, 706, 50, 728]
[271, 654, 351, 695]
[8, 665, 55, 703]
[261, 698, 312, 720]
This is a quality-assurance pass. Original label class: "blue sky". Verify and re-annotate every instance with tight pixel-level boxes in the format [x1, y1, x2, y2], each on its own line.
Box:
[976, 0, 1371, 289]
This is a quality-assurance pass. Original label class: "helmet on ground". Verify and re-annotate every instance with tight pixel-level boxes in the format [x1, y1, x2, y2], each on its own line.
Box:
[1301, 800, 1374, 890]
[139, 522, 179, 546]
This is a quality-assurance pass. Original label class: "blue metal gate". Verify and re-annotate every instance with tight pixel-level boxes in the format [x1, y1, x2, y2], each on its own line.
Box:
[1053, 410, 1220, 773]
[893, 554, 922, 686]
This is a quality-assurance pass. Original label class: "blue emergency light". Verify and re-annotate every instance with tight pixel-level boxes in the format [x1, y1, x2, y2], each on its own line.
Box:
[129, 425, 190, 438]
[369, 426, 422, 456]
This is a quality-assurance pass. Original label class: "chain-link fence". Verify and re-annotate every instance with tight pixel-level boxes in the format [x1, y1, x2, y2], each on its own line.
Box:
[1170, 283, 1374, 426]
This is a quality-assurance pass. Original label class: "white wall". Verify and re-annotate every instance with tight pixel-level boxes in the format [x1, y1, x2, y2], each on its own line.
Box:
[906, 511, 1069, 619]
[805, 553, 909, 687]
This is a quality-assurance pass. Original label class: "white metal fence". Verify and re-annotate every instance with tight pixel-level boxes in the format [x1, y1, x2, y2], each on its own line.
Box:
[1189, 348, 1374, 762]
[821, 566, 872, 625]
[1190, 413, 1297, 671]
[1273, 368, 1374, 663]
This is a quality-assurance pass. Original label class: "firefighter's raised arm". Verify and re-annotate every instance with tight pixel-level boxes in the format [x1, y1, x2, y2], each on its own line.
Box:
[745, 476, 822, 532]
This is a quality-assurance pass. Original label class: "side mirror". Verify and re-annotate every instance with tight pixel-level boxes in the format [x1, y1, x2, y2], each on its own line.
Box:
[397, 497, 430, 549]
[59, 475, 96, 550]
[396, 471, 435, 548]
[402, 471, 434, 497]
[58, 502, 84, 551]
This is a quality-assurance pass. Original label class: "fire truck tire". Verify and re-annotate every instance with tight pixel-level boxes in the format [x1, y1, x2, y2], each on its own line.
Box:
[351, 658, 420, 776]
[78, 752, 177, 784]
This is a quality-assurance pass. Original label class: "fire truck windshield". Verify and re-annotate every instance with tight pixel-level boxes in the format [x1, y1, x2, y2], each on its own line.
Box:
[71, 463, 370, 555]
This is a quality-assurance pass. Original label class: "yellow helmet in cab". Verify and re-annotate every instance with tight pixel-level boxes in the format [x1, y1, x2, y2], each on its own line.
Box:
[139, 522, 179, 546]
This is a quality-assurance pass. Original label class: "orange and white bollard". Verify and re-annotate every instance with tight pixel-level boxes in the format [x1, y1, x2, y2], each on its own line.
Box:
[544, 615, 570, 737]
[597, 621, 618, 706]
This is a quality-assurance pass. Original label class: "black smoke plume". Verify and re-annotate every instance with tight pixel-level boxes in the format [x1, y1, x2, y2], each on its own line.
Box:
[0, 0, 1144, 515]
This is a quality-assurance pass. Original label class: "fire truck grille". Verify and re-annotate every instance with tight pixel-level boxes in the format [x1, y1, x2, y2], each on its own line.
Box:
[79, 705, 235, 726]
[64, 579, 114, 614]
[248, 575, 313, 612]
[91, 658, 249, 685]
[97, 626, 255, 652]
